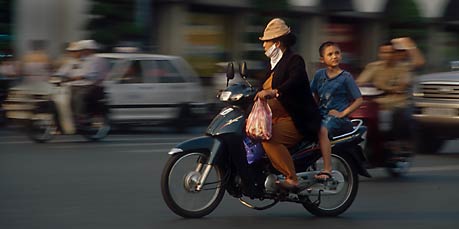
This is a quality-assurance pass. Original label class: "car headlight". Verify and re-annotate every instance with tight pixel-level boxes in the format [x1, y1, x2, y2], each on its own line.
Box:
[412, 84, 424, 97]
[230, 93, 243, 101]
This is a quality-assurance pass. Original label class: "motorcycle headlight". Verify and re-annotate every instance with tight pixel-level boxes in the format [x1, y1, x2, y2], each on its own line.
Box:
[230, 93, 243, 101]
[219, 91, 231, 101]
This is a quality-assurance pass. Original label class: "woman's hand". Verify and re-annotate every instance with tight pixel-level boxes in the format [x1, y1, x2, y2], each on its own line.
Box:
[255, 89, 277, 101]
[328, 109, 344, 118]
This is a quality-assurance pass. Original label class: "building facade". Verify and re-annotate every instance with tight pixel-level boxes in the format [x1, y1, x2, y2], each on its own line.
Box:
[13, 0, 459, 77]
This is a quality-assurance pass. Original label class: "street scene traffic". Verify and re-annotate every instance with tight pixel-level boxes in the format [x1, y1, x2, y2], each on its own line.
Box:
[1, 0, 459, 228]
[1, 127, 459, 228]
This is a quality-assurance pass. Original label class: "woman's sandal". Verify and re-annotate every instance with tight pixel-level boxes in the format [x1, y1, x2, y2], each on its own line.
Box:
[314, 171, 333, 181]
[275, 179, 300, 192]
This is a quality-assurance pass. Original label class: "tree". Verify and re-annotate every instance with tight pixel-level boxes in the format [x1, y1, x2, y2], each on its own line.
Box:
[385, 0, 426, 40]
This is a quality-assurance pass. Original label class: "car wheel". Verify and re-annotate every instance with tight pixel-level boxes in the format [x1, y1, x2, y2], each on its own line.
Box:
[413, 129, 444, 154]
[174, 103, 192, 133]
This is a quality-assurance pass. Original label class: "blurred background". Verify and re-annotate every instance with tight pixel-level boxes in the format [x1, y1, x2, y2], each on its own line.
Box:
[0, 0, 458, 81]
[2, 2, 459, 228]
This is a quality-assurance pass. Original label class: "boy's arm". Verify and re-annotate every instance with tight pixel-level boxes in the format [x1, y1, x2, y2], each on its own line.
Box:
[331, 74, 363, 118]
[339, 97, 363, 118]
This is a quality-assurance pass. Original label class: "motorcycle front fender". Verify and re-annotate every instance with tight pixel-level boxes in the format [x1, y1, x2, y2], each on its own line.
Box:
[168, 136, 224, 165]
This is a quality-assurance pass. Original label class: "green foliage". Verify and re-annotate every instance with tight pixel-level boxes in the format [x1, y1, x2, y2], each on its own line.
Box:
[385, 0, 427, 43]
[385, 0, 424, 25]
[86, 0, 143, 48]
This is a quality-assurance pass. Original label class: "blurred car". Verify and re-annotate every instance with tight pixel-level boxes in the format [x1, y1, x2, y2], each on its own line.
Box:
[2, 53, 214, 130]
[411, 66, 459, 154]
[99, 53, 213, 129]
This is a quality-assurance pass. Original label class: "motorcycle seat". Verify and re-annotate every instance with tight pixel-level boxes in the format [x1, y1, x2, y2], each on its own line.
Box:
[331, 119, 366, 142]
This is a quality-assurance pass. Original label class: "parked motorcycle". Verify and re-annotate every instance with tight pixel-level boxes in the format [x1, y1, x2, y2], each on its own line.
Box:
[161, 62, 370, 218]
[3, 79, 110, 143]
[349, 86, 413, 177]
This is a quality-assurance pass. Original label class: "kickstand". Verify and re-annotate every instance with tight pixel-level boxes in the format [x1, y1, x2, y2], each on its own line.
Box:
[313, 189, 323, 206]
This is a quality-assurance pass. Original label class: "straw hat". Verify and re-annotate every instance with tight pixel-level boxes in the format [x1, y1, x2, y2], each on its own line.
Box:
[259, 18, 291, 41]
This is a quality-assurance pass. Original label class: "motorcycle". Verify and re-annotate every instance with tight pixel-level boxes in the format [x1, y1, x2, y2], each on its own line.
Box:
[349, 86, 413, 177]
[161, 62, 370, 218]
[3, 78, 110, 143]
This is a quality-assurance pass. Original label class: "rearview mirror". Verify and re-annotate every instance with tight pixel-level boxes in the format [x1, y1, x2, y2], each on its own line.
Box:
[239, 61, 247, 78]
[226, 62, 235, 80]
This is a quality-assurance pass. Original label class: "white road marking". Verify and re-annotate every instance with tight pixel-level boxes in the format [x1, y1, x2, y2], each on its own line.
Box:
[409, 165, 459, 173]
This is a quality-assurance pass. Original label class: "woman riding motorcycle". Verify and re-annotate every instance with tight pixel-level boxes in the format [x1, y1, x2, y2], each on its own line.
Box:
[255, 18, 322, 190]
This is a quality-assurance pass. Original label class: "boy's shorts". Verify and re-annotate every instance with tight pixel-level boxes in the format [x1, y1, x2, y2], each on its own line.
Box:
[322, 115, 354, 139]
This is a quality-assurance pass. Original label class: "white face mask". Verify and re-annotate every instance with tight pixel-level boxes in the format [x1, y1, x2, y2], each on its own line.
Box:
[265, 43, 283, 69]
[264, 44, 280, 58]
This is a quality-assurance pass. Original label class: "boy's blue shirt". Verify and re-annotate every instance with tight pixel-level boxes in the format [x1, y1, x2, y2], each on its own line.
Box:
[310, 68, 362, 117]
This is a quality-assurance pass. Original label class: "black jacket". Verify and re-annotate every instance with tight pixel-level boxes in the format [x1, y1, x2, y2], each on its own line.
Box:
[260, 49, 321, 139]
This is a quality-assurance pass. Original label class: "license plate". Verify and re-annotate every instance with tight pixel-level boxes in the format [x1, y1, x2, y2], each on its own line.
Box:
[423, 107, 457, 116]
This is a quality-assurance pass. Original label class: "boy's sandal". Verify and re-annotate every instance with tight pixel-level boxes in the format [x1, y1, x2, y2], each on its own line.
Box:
[314, 171, 333, 181]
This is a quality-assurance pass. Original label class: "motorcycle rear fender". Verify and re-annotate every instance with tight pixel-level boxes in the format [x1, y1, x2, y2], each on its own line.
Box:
[168, 136, 224, 164]
[334, 143, 372, 178]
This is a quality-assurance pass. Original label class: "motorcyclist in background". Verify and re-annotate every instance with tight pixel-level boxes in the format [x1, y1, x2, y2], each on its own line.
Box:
[356, 37, 424, 110]
[54, 42, 82, 78]
[355, 37, 425, 151]
[60, 40, 108, 126]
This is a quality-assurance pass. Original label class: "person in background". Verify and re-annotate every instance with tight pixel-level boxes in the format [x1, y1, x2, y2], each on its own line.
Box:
[355, 37, 425, 150]
[20, 40, 51, 83]
[356, 37, 425, 110]
[54, 42, 82, 79]
[255, 18, 322, 190]
[0, 55, 19, 78]
[53, 42, 79, 73]
[65, 40, 108, 124]
[310, 41, 363, 180]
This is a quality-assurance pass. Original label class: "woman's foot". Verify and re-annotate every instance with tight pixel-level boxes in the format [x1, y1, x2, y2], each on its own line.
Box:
[314, 170, 332, 181]
[275, 178, 299, 191]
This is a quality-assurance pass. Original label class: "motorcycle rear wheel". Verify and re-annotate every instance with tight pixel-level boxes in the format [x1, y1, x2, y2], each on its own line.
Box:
[161, 151, 225, 218]
[80, 114, 111, 141]
[302, 153, 358, 217]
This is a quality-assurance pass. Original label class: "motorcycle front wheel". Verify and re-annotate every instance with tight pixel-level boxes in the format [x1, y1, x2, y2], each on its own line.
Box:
[161, 150, 225, 218]
[302, 152, 359, 217]
[27, 113, 57, 143]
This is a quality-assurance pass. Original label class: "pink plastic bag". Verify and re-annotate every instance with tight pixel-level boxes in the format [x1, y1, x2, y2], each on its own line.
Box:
[246, 98, 272, 140]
